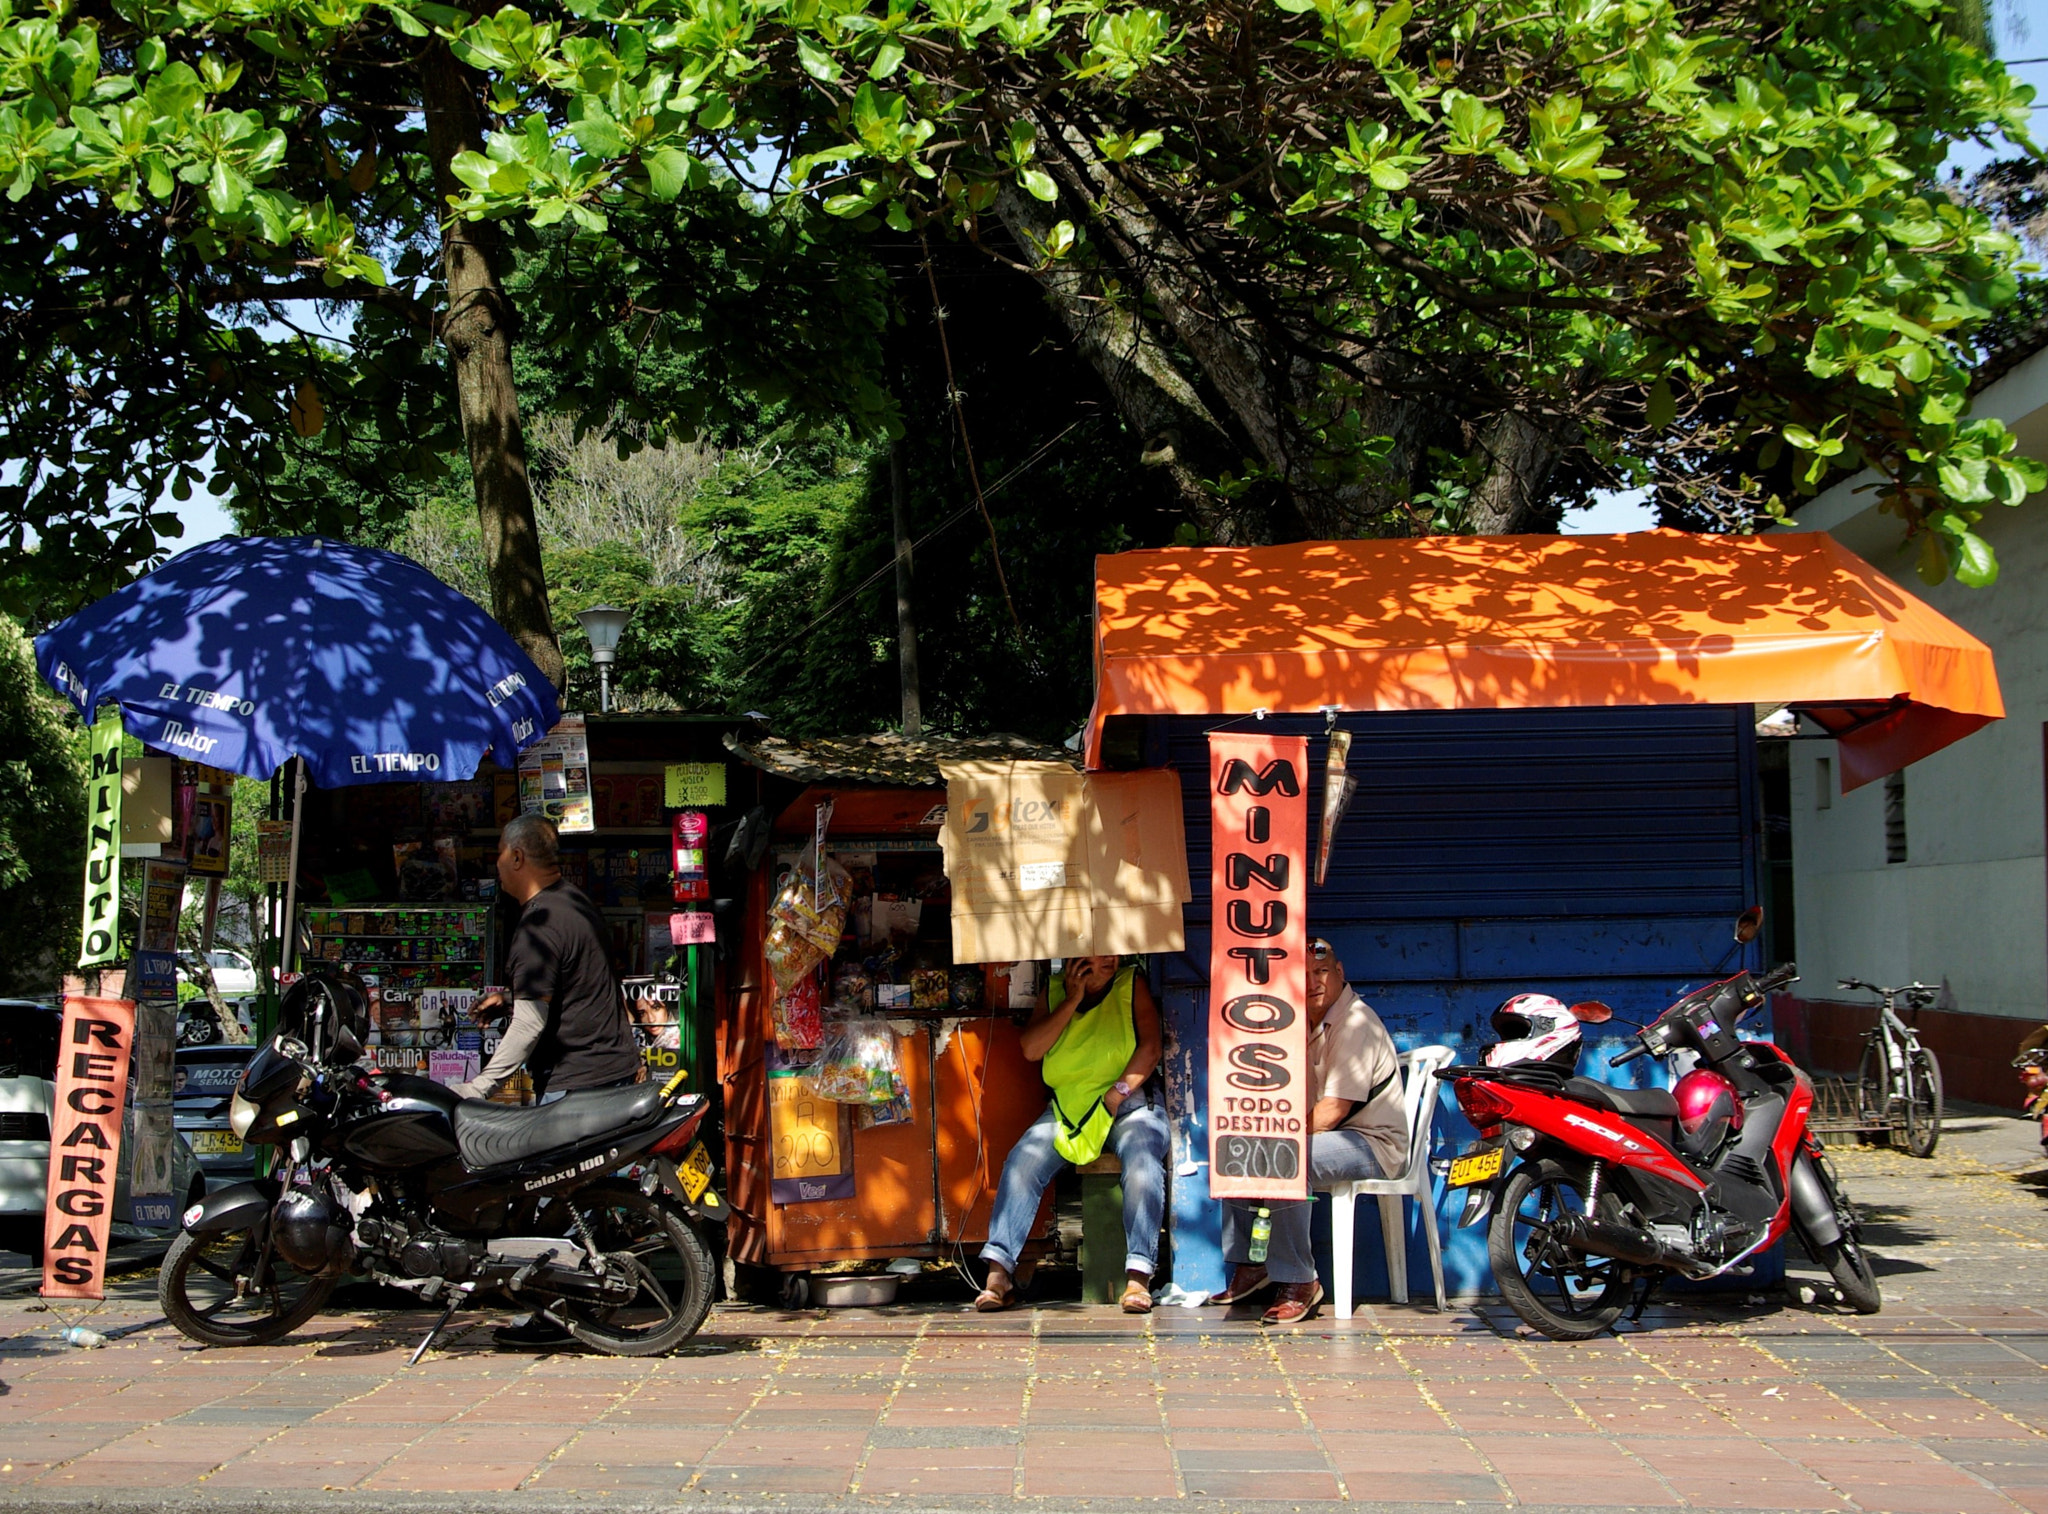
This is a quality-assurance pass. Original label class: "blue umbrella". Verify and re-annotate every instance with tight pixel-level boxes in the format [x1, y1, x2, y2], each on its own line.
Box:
[35, 536, 561, 787]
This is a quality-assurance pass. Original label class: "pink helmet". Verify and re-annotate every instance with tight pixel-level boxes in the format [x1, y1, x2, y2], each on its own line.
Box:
[1485, 994, 1581, 1070]
[1674, 1068, 1744, 1159]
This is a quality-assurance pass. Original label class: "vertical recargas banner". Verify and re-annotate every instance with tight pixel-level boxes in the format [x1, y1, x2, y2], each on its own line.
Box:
[42, 995, 135, 1299]
[79, 707, 123, 967]
[1207, 732, 1310, 1201]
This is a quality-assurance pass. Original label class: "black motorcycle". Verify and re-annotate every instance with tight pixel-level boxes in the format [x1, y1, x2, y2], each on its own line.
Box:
[160, 974, 727, 1357]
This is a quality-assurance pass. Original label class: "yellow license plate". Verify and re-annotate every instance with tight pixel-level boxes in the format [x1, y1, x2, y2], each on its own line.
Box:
[678, 1140, 713, 1202]
[1447, 1148, 1504, 1188]
[191, 1131, 244, 1155]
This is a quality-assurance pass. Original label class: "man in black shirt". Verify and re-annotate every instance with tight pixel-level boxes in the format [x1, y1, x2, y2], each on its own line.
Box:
[454, 813, 642, 1349]
[453, 813, 642, 1103]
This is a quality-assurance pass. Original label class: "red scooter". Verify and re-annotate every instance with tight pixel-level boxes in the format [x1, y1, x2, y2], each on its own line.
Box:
[1440, 947, 1880, 1340]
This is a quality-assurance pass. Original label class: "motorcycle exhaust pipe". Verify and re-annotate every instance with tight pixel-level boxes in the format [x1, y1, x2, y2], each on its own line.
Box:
[1551, 1212, 1717, 1280]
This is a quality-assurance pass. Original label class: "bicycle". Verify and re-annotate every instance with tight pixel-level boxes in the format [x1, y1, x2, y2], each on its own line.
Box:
[1838, 978, 1944, 1158]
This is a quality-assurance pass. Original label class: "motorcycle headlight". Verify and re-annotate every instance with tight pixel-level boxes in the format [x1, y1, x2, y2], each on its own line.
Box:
[229, 1091, 261, 1138]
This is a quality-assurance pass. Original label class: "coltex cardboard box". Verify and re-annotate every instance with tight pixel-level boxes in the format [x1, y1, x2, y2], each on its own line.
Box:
[940, 762, 1190, 963]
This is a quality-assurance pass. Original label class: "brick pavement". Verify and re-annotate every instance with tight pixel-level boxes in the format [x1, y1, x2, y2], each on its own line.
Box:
[0, 1112, 2043, 1513]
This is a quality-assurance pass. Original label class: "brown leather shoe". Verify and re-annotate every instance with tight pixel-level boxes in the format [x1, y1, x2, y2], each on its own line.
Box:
[1261, 1280, 1323, 1325]
[1211, 1264, 1272, 1306]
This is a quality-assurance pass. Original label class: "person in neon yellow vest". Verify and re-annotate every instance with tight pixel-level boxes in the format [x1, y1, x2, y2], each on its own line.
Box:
[976, 955, 1167, 1314]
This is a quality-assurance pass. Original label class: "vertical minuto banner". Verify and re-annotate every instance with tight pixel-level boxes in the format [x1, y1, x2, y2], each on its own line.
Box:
[79, 706, 123, 967]
[42, 995, 135, 1299]
[1207, 731, 1310, 1201]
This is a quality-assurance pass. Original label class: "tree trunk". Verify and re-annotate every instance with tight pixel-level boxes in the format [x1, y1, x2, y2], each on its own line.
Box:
[418, 41, 563, 689]
[888, 440, 923, 737]
[1465, 412, 1566, 535]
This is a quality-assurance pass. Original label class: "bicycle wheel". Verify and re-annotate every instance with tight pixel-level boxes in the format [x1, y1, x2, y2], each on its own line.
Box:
[1855, 1036, 1893, 1146]
[1902, 1047, 1943, 1158]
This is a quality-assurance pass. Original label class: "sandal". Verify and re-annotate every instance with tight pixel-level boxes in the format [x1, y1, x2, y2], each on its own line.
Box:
[1121, 1278, 1153, 1314]
[973, 1283, 1015, 1312]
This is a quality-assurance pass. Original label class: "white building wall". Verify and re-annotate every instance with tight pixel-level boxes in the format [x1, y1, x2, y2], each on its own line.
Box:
[1784, 351, 2048, 1022]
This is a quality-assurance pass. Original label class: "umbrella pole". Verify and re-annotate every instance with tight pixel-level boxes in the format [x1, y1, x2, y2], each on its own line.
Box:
[279, 758, 308, 978]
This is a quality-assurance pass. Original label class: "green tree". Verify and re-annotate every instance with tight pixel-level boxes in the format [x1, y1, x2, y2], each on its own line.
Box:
[0, 616, 83, 996]
[10, 0, 2039, 621]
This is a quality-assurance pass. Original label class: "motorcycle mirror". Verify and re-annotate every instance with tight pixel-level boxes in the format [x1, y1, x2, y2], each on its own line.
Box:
[1568, 1000, 1614, 1024]
[1733, 906, 1765, 944]
[329, 1023, 363, 1067]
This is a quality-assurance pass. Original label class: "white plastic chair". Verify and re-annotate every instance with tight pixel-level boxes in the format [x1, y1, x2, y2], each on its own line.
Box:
[1321, 1044, 1454, 1317]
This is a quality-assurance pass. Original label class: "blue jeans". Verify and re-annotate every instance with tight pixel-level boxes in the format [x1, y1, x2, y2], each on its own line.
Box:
[981, 1092, 1171, 1278]
[1220, 1129, 1383, 1286]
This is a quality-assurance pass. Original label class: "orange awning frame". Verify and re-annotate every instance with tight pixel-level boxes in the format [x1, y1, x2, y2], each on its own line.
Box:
[1084, 531, 2002, 791]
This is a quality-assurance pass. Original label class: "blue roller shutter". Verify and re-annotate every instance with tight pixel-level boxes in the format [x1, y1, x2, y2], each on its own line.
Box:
[1152, 705, 1763, 1299]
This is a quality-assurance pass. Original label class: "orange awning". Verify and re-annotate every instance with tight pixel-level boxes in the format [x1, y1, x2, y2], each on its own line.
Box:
[1085, 531, 2001, 790]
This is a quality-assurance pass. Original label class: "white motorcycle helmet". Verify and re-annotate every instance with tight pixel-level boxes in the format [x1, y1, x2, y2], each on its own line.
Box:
[1485, 993, 1582, 1070]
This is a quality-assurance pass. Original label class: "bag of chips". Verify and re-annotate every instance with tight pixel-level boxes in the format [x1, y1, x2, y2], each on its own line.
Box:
[765, 844, 850, 992]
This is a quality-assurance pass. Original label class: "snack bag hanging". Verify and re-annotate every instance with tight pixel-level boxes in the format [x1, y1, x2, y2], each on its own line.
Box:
[803, 1017, 904, 1105]
[772, 972, 823, 1051]
[764, 844, 850, 992]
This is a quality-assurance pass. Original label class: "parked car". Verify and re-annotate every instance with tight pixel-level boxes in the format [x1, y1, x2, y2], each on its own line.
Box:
[180, 949, 259, 998]
[176, 951, 259, 1046]
[174, 1045, 259, 1183]
[0, 999, 207, 1265]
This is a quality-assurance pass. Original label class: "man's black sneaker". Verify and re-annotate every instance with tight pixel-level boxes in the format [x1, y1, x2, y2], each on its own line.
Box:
[492, 1314, 574, 1349]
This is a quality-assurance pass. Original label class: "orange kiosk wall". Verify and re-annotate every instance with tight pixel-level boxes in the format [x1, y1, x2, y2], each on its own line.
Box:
[718, 784, 1051, 1272]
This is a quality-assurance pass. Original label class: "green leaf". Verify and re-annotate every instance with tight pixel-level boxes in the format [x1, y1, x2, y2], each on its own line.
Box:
[885, 199, 912, 232]
[642, 146, 694, 200]
[697, 93, 735, 131]
[145, 63, 203, 119]
[1020, 165, 1057, 201]
[1952, 529, 1998, 587]
[797, 35, 841, 82]
[135, 38, 167, 74]
[569, 100, 627, 157]
[870, 38, 905, 79]
[1646, 379, 1676, 430]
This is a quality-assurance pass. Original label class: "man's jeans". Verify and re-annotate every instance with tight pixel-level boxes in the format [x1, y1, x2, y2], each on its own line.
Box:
[1220, 1129, 1383, 1286]
[981, 1093, 1171, 1278]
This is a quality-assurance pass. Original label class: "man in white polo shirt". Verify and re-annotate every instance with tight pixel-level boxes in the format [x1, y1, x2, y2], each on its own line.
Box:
[1212, 937, 1405, 1323]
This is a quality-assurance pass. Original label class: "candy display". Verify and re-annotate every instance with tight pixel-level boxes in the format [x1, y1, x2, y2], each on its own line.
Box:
[773, 972, 823, 1051]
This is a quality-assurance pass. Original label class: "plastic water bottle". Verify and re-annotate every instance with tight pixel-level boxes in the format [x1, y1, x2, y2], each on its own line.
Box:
[61, 1326, 108, 1349]
[1248, 1207, 1272, 1264]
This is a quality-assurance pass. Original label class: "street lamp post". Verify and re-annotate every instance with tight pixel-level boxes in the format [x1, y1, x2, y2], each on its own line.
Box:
[575, 604, 633, 713]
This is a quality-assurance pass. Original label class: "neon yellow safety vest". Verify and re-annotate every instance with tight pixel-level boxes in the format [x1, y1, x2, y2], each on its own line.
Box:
[1042, 964, 1138, 1166]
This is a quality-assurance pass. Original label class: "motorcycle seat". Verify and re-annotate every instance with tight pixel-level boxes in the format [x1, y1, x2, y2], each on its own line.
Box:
[454, 1082, 666, 1170]
[1562, 1077, 1681, 1121]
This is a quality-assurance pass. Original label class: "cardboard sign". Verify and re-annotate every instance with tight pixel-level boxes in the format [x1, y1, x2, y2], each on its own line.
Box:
[79, 709, 123, 966]
[769, 1065, 855, 1205]
[42, 996, 134, 1298]
[939, 764, 1189, 963]
[665, 762, 727, 808]
[1207, 732, 1310, 1201]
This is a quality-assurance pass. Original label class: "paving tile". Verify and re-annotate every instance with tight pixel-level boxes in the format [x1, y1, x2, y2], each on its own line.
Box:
[1619, 1435, 1846, 1509]
[1470, 1432, 1679, 1507]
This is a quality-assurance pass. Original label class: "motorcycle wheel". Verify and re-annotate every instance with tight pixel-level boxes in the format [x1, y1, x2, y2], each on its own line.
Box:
[159, 1226, 336, 1347]
[1488, 1158, 1630, 1341]
[555, 1182, 715, 1357]
[1793, 1152, 1881, 1315]
[1902, 1049, 1943, 1159]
